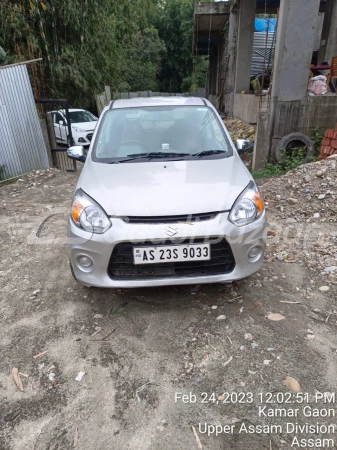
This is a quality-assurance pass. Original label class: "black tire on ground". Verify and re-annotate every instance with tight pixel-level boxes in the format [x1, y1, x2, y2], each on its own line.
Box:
[275, 132, 315, 164]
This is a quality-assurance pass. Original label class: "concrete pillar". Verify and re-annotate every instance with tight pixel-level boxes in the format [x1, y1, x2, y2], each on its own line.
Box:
[252, 0, 321, 170]
[272, 0, 321, 102]
[252, 112, 270, 170]
[318, 7, 332, 62]
[223, 9, 238, 115]
[234, 0, 256, 93]
[225, 9, 238, 95]
[325, 0, 337, 64]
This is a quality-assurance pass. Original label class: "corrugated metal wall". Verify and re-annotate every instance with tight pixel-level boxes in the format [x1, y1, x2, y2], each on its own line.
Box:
[0, 64, 49, 180]
[250, 32, 276, 77]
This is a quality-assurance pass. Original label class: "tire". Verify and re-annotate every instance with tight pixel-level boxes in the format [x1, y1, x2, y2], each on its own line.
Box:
[275, 132, 315, 164]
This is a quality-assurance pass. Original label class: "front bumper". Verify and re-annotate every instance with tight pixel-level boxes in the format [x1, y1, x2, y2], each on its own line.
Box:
[68, 212, 267, 288]
[73, 132, 93, 147]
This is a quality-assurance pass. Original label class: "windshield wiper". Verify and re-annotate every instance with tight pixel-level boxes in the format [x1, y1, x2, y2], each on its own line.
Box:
[109, 157, 142, 164]
[109, 151, 193, 164]
[109, 152, 190, 163]
[128, 152, 190, 159]
[192, 150, 226, 158]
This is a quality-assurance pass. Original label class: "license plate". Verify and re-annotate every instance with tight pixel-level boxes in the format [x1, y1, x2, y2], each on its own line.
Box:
[133, 243, 211, 265]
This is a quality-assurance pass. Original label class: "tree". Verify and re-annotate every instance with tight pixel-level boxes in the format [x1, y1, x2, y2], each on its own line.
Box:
[122, 27, 166, 92]
[0, 0, 204, 106]
[0, 0, 122, 108]
[0, 46, 6, 63]
[155, 0, 195, 92]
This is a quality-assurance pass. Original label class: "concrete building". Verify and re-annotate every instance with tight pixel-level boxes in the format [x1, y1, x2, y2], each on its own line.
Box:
[193, 0, 337, 168]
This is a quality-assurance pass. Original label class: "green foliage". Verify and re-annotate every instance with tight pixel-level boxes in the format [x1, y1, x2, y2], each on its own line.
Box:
[255, 14, 277, 18]
[0, 165, 14, 183]
[252, 147, 316, 179]
[311, 127, 324, 156]
[122, 27, 166, 92]
[154, 0, 195, 92]
[252, 132, 323, 180]
[182, 56, 209, 92]
[0, 46, 6, 63]
[0, 0, 202, 107]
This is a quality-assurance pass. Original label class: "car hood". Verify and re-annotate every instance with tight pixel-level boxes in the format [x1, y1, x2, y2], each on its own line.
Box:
[71, 121, 97, 132]
[79, 157, 251, 216]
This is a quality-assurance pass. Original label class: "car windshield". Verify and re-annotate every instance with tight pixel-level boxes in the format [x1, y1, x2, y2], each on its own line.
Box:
[92, 106, 232, 163]
[69, 111, 97, 123]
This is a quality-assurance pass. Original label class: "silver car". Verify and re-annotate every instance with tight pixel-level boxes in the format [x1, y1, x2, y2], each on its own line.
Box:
[67, 97, 266, 288]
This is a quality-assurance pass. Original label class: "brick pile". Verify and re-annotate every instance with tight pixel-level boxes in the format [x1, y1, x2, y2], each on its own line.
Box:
[318, 124, 337, 160]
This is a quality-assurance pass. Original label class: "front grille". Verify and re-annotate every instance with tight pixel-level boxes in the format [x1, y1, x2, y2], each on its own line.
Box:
[86, 133, 93, 141]
[122, 212, 219, 224]
[108, 238, 235, 280]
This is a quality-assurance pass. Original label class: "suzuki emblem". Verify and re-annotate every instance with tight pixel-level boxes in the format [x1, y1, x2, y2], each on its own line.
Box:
[165, 225, 178, 237]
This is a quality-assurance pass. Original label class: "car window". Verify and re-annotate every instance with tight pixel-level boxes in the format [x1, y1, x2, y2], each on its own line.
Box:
[211, 111, 228, 148]
[69, 111, 97, 123]
[54, 112, 64, 124]
[93, 106, 232, 163]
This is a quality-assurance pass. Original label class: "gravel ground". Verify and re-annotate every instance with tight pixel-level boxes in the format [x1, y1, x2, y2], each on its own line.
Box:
[1, 165, 337, 450]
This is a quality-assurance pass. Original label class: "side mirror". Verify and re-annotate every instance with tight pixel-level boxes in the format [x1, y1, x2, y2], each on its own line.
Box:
[67, 146, 86, 163]
[235, 139, 254, 155]
[59, 120, 64, 126]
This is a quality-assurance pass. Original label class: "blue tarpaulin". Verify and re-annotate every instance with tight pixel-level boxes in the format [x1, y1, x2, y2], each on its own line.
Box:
[255, 18, 277, 32]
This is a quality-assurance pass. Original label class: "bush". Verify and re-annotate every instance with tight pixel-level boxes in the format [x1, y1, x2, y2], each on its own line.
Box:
[311, 127, 324, 156]
[252, 147, 316, 179]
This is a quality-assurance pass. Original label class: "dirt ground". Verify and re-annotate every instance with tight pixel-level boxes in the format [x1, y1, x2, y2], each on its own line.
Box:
[1, 168, 337, 450]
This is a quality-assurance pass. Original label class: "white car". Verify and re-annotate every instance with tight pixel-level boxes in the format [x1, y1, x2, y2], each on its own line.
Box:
[51, 109, 98, 147]
[66, 97, 266, 289]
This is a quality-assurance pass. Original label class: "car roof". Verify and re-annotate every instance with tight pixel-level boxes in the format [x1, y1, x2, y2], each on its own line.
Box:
[49, 109, 86, 114]
[110, 97, 207, 109]
[60, 109, 85, 113]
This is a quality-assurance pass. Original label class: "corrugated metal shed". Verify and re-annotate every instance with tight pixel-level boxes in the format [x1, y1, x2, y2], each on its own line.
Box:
[0, 64, 49, 181]
[251, 31, 276, 77]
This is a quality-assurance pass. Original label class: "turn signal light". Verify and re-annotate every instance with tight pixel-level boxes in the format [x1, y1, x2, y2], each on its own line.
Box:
[252, 192, 264, 215]
[72, 199, 83, 225]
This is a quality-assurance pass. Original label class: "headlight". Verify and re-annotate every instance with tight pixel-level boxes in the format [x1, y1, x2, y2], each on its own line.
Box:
[229, 181, 264, 227]
[72, 127, 86, 133]
[71, 189, 111, 234]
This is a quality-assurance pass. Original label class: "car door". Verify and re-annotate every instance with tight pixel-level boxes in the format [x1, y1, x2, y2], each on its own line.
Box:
[54, 112, 67, 144]
[59, 113, 68, 143]
[53, 112, 62, 143]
